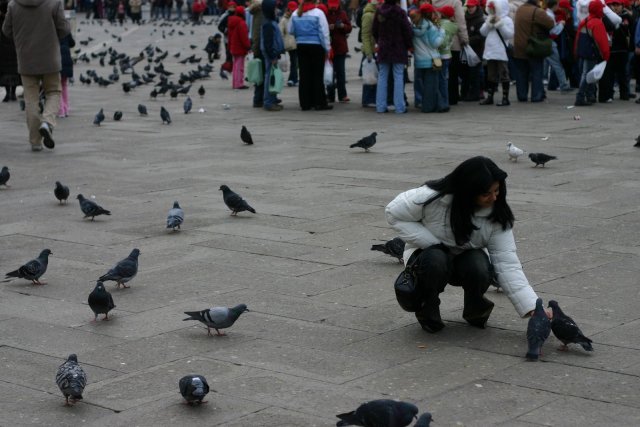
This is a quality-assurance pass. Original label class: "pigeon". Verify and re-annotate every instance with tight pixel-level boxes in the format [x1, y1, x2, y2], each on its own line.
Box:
[336, 399, 419, 427]
[371, 237, 405, 263]
[183, 304, 249, 336]
[548, 300, 593, 352]
[219, 185, 256, 215]
[528, 153, 557, 167]
[526, 298, 551, 361]
[350, 132, 377, 152]
[219, 69, 228, 80]
[414, 412, 434, 427]
[178, 375, 210, 404]
[160, 106, 171, 124]
[54, 181, 70, 204]
[0, 166, 10, 187]
[635, 135, 640, 147]
[138, 103, 148, 115]
[99, 248, 140, 289]
[5, 249, 52, 285]
[198, 85, 205, 97]
[166, 200, 184, 231]
[93, 108, 105, 126]
[240, 125, 253, 145]
[507, 142, 525, 162]
[77, 194, 111, 220]
[113, 110, 123, 121]
[56, 354, 87, 406]
[183, 96, 192, 114]
[88, 281, 116, 321]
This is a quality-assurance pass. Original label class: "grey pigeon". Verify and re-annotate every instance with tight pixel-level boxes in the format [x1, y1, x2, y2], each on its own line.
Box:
[166, 200, 184, 231]
[528, 153, 557, 167]
[183, 304, 249, 336]
[371, 237, 405, 263]
[138, 103, 148, 115]
[526, 298, 551, 361]
[88, 281, 116, 321]
[160, 106, 171, 124]
[0, 166, 10, 187]
[350, 132, 377, 152]
[93, 108, 105, 126]
[113, 110, 123, 121]
[548, 300, 593, 352]
[219, 185, 256, 215]
[99, 248, 140, 289]
[179, 375, 210, 404]
[240, 125, 253, 145]
[198, 85, 205, 97]
[56, 354, 87, 406]
[183, 96, 192, 114]
[336, 399, 419, 427]
[77, 194, 111, 220]
[635, 135, 640, 147]
[414, 412, 434, 427]
[5, 249, 52, 285]
[54, 181, 70, 204]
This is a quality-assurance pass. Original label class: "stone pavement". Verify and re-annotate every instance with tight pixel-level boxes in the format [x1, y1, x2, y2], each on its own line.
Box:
[1, 16, 640, 427]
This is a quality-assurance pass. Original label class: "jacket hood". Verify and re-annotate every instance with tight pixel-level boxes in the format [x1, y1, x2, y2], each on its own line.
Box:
[262, 0, 276, 20]
[487, 0, 509, 18]
[15, 0, 45, 6]
[588, 0, 603, 19]
[364, 2, 377, 13]
[377, 3, 404, 19]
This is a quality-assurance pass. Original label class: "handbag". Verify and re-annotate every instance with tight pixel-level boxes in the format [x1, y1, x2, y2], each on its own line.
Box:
[461, 44, 481, 67]
[268, 65, 284, 94]
[525, 8, 552, 58]
[245, 57, 264, 85]
[394, 250, 422, 312]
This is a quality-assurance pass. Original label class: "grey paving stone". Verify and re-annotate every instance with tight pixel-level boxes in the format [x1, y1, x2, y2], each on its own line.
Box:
[216, 406, 330, 427]
[517, 396, 640, 426]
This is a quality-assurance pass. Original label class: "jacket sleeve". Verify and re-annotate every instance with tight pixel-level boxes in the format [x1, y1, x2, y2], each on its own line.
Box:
[341, 10, 352, 34]
[319, 12, 331, 52]
[54, 1, 71, 39]
[603, 4, 621, 29]
[534, 7, 555, 32]
[372, 10, 379, 41]
[496, 16, 514, 40]
[487, 227, 538, 317]
[479, 19, 493, 38]
[428, 26, 445, 49]
[262, 23, 277, 59]
[385, 188, 441, 250]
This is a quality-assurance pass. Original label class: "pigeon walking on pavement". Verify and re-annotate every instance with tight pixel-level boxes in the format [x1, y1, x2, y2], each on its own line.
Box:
[183, 96, 192, 114]
[99, 248, 140, 289]
[0, 166, 10, 187]
[183, 304, 249, 336]
[77, 194, 111, 220]
[93, 108, 105, 126]
[219, 185, 256, 215]
[414, 412, 434, 427]
[350, 132, 377, 152]
[507, 142, 524, 162]
[138, 103, 148, 115]
[336, 399, 419, 427]
[160, 106, 171, 124]
[88, 281, 116, 321]
[54, 181, 70, 204]
[179, 375, 210, 404]
[166, 201, 184, 231]
[548, 300, 593, 352]
[371, 237, 405, 263]
[56, 354, 87, 406]
[528, 153, 557, 167]
[240, 125, 253, 145]
[526, 298, 551, 361]
[198, 85, 205, 97]
[5, 249, 52, 285]
[113, 110, 123, 121]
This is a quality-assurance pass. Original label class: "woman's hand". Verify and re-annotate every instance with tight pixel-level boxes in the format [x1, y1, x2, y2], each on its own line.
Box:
[527, 308, 552, 319]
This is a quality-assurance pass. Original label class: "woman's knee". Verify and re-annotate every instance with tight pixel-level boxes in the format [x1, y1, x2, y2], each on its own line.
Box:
[452, 249, 492, 285]
[414, 244, 452, 282]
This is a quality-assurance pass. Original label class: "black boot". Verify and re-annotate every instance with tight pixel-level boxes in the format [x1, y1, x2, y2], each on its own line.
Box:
[10, 86, 17, 101]
[2, 86, 9, 102]
[496, 82, 510, 106]
[416, 296, 445, 333]
[462, 295, 494, 329]
[479, 85, 494, 105]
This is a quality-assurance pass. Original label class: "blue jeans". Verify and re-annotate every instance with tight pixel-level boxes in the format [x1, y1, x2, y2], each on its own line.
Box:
[415, 67, 440, 112]
[544, 42, 570, 90]
[263, 57, 278, 109]
[376, 62, 405, 113]
[514, 57, 545, 102]
[176, 4, 182, 20]
[576, 58, 597, 102]
[438, 59, 450, 109]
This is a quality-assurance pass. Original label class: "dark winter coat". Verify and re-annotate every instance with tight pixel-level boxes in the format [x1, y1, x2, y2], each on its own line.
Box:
[372, 1, 413, 64]
[327, 8, 352, 55]
[465, 6, 485, 58]
[0, 11, 19, 79]
[60, 33, 75, 78]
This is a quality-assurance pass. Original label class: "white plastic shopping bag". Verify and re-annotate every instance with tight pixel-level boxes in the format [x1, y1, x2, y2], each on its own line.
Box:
[586, 61, 606, 84]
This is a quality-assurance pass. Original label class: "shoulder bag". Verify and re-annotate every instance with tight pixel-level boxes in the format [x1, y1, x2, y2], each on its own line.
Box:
[525, 8, 552, 58]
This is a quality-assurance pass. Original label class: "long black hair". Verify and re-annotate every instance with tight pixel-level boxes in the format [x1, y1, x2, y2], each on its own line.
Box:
[422, 156, 514, 245]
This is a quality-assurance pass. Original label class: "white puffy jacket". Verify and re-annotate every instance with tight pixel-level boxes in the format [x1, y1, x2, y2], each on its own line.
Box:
[480, 0, 514, 62]
[385, 186, 537, 317]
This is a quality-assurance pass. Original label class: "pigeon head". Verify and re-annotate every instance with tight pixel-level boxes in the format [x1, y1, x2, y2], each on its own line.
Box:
[55, 181, 62, 188]
[396, 402, 419, 424]
[39, 249, 53, 258]
[372, 132, 377, 137]
[67, 354, 78, 363]
[507, 142, 513, 148]
[547, 300, 563, 317]
[231, 304, 249, 314]
[129, 248, 141, 259]
[219, 185, 229, 192]
[95, 281, 106, 291]
[173, 201, 180, 209]
[2, 166, 8, 172]
[415, 412, 433, 427]
[77, 194, 85, 201]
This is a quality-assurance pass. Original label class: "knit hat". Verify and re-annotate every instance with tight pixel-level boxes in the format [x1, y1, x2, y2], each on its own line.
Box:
[419, 3, 435, 14]
[466, 0, 479, 6]
[235, 5, 245, 15]
[558, 0, 573, 9]
[287, 1, 298, 11]
[328, 0, 340, 9]
[438, 5, 455, 17]
[227, 1, 237, 8]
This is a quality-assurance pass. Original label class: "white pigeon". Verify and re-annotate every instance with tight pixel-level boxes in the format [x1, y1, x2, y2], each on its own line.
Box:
[507, 142, 524, 162]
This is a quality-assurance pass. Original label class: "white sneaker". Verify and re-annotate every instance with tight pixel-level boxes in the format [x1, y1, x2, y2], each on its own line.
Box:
[39, 122, 55, 149]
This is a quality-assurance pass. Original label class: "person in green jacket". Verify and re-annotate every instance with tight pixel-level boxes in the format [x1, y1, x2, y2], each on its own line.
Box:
[361, 0, 378, 107]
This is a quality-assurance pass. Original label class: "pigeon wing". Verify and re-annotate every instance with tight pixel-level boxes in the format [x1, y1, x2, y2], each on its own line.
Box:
[206, 307, 231, 326]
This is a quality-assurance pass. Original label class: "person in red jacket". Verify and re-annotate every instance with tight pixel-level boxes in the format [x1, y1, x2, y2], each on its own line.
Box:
[326, 0, 353, 103]
[228, 6, 251, 89]
[574, 0, 610, 106]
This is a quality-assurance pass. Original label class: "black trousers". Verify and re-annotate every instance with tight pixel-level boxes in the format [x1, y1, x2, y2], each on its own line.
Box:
[297, 44, 329, 110]
[448, 51, 462, 105]
[411, 245, 494, 325]
[599, 51, 629, 101]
